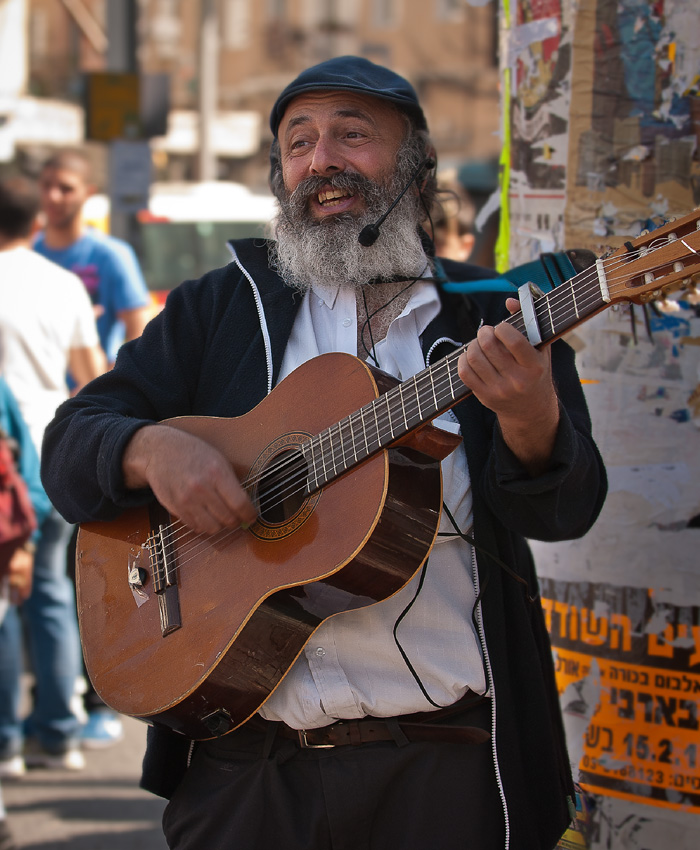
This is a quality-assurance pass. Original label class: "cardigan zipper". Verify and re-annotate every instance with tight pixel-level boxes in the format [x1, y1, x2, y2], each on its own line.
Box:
[428, 331, 511, 847]
[228, 244, 274, 395]
[471, 541, 511, 850]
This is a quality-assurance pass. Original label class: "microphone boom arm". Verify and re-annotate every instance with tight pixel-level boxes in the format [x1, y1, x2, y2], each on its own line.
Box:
[358, 157, 435, 247]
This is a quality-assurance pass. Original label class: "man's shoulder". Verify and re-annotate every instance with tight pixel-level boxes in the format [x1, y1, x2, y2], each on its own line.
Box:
[9, 246, 85, 289]
[78, 228, 136, 261]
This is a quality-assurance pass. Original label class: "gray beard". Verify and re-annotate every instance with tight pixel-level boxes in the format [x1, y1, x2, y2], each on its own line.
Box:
[270, 165, 429, 292]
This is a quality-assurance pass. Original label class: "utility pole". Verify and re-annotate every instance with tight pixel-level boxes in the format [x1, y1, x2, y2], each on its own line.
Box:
[198, 0, 219, 181]
[105, 0, 139, 245]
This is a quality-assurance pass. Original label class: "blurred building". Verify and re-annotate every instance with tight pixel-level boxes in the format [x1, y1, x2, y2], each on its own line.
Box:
[3, 0, 501, 191]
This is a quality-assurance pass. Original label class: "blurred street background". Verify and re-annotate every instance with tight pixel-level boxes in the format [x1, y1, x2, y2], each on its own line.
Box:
[4, 679, 166, 850]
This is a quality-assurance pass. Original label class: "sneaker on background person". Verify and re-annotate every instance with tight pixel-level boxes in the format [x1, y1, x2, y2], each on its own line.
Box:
[80, 708, 123, 750]
[23, 737, 85, 771]
[0, 756, 24, 781]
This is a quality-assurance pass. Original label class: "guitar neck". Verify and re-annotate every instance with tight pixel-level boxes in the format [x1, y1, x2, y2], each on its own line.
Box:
[302, 266, 610, 493]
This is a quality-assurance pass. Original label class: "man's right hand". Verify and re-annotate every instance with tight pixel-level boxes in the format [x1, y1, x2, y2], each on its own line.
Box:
[122, 424, 257, 535]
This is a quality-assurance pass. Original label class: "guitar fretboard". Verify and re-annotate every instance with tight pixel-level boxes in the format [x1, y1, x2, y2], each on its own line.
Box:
[300, 265, 608, 494]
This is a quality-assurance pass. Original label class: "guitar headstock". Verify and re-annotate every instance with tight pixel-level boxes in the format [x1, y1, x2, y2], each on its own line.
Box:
[602, 209, 700, 306]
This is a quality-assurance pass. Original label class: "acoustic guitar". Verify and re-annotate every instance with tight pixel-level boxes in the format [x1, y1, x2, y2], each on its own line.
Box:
[76, 210, 700, 739]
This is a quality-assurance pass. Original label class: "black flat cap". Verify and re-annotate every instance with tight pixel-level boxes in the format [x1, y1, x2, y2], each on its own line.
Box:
[270, 55, 427, 137]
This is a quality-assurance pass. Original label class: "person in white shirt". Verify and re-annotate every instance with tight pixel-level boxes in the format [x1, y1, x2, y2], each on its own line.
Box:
[0, 176, 105, 776]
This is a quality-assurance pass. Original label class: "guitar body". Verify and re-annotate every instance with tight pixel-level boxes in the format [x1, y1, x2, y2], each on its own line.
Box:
[76, 353, 457, 739]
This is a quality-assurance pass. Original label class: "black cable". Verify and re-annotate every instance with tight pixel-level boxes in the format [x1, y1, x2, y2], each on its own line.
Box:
[392, 557, 442, 708]
[440, 502, 537, 605]
[360, 286, 380, 367]
[359, 266, 428, 366]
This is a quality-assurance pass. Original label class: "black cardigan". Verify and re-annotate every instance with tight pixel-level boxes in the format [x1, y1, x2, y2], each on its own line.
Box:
[42, 239, 606, 849]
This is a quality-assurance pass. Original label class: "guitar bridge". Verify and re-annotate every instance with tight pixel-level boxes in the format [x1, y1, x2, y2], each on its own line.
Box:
[147, 504, 182, 637]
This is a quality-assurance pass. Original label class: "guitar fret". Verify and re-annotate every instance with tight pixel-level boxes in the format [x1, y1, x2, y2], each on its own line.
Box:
[411, 382, 425, 421]
[544, 292, 555, 338]
[398, 382, 409, 431]
[318, 430, 330, 486]
[359, 407, 370, 459]
[381, 393, 395, 440]
[429, 370, 438, 410]
[445, 357, 455, 399]
[335, 422, 346, 473]
[311, 437, 323, 490]
[570, 280, 580, 321]
[371, 397, 382, 452]
[443, 357, 459, 404]
[299, 442, 313, 495]
[347, 415, 359, 464]
[535, 296, 553, 342]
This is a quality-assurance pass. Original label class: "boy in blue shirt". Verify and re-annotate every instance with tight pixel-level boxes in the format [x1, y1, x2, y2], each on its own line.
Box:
[34, 149, 152, 366]
[33, 149, 151, 747]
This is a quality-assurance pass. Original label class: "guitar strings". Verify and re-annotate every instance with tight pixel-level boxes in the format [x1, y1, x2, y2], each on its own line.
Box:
[151, 238, 692, 573]
[174, 237, 691, 537]
[150, 237, 695, 576]
[147, 237, 697, 578]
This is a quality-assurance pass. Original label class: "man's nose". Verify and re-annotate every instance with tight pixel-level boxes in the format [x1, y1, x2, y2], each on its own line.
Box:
[309, 136, 344, 176]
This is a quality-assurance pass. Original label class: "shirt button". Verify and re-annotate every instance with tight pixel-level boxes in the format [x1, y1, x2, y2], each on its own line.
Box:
[342, 318, 352, 327]
[315, 647, 326, 657]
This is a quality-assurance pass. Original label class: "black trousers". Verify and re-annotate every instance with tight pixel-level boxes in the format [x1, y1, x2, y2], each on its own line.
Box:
[162, 700, 505, 850]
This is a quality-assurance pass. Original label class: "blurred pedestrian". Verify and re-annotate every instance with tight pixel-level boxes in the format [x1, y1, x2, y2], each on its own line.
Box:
[33, 148, 152, 747]
[457, 157, 500, 268]
[430, 177, 476, 263]
[33, 148, 152, 367]
[0, 375, 51, 850]
[0, 175, 105, 774]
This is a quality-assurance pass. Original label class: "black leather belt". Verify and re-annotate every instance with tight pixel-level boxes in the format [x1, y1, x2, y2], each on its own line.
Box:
[251, 691, 491, 749]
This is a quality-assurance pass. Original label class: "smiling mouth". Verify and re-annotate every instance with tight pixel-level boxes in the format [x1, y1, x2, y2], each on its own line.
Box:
[317, 188, 353, 207]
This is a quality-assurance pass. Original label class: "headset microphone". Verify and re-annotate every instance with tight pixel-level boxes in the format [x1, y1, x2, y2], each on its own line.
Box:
[358, 157, 436, 247]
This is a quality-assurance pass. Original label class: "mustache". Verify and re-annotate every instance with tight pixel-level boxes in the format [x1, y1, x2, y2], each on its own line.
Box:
[284, 171, 383, 213]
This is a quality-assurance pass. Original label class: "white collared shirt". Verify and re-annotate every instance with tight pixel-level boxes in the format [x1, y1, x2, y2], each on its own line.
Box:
[259, 279, 486, 728]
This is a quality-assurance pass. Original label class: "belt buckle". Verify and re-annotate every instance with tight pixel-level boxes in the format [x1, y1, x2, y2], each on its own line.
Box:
[297, 729, 335, 749]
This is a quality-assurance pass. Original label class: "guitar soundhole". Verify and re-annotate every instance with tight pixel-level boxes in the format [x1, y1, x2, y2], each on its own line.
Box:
[257, 448, 308, 525]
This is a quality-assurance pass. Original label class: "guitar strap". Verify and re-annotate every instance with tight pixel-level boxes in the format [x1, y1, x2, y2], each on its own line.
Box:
[427, 248, 599, 355]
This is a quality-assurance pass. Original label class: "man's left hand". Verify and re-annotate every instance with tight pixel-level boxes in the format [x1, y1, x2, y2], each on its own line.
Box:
[457, 297, 560, 476]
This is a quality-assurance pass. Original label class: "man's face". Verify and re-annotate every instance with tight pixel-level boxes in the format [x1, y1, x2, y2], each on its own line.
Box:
[277, 90, 407, 221]
[38, 166, 91, 230]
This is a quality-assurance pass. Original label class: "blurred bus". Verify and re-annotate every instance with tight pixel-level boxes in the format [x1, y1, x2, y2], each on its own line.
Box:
[84, 181, 277, 308]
